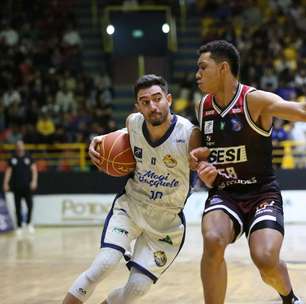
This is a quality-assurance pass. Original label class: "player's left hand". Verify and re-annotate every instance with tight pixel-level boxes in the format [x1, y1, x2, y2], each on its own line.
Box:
[189, 147, 210, 170]
[197, 161, 218, 188]
[88, 135, 104, 168]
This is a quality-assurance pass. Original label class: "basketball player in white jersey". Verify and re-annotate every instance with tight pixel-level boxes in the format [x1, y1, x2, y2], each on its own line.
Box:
[62, 74, 202, 304]
[189, 40, 305, 304]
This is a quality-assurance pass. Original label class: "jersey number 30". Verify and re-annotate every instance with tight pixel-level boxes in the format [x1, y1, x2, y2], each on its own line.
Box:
[149, 191, 163, 200]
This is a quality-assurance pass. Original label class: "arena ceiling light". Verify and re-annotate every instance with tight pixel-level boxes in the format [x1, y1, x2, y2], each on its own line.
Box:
[106, 24, 115, 35]
[162, 23, 170, 34]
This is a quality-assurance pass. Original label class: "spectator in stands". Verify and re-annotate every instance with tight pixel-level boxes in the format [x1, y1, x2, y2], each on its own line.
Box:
[0, 100, 6, 132]
[0, 22, 19, 47]
[36, 112, 55, 144]
[2, 140, 38, 236]
[62, 24, 82, 48]
[260, 66, 279, 91]
[55, 84, 76, 113]
[4, 124, 22, 144]
[272, 118, 290, 168]
[2, 86, 21, 108]
[288, 121, 306, 168]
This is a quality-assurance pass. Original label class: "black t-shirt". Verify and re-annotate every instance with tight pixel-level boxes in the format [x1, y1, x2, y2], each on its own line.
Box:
[8, 153, 34, 191]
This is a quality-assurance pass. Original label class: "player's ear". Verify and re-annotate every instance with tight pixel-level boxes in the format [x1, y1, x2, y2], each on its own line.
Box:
[167, 93, 172, 107]
[135, 101, 140, 111]
[220, 61, 230, 74]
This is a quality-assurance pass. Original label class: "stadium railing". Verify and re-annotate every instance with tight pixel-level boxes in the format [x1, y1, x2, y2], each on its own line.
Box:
[0, 140, 305, 172]
[0, 143, 89, 172]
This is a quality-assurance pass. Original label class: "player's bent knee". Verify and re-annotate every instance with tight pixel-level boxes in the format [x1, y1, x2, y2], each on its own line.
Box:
[107, 270, 153, 304]
[203, 230, 228, 254]
[124, 277, 152, 300]
[251, 248, 279, 271]
[86, 248, 123, 283]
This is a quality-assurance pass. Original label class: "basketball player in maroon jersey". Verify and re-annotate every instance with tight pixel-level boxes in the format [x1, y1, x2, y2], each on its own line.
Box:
[190, 40, 306, 304]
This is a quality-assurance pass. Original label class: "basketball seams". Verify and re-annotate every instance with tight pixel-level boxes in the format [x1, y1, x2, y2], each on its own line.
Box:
[113, 147, 134, 162]
[100, 138, 106, 168]
[100, 156, 135, 166]
[106, 131, 123, 175]
[98, 130, 136, 176]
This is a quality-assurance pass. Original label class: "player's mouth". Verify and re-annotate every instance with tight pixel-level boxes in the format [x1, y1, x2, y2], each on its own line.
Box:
[150, 112, 161, 118]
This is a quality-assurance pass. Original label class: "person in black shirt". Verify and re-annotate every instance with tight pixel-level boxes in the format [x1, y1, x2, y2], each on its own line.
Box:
[3, 140, 38, 235]
[190, 40, 305, 304]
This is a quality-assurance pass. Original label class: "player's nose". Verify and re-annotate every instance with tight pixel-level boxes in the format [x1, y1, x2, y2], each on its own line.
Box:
[195, 70, 201, 80]
[148, 100, 158, 110]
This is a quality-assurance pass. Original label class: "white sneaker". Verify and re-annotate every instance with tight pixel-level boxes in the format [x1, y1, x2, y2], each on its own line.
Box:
[15, 228, 23, 237]
[27, 224, 35, 234]
[293, 297, 304, 304]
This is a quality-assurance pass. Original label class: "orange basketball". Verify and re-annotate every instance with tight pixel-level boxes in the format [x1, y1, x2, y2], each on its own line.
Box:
[98, 130, 136, 177]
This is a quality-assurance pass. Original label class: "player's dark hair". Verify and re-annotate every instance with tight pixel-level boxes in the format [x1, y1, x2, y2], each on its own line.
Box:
[198, 40, 240, 77]
[134, 74, 168, 98]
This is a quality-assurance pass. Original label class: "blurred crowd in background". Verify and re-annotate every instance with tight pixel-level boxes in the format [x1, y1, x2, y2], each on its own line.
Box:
[0, 0, 306, 149]
[0, 0, 117, 145]
[173, 0, 306, 149]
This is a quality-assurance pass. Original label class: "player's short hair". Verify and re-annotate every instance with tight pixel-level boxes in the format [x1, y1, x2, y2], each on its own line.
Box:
[198, 40, 240, 77]
[134, 74, 168, 99]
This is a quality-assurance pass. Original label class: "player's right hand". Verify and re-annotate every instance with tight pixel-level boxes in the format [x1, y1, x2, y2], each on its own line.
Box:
[88, 135, 104, 168]
[197, 161, 218, 188]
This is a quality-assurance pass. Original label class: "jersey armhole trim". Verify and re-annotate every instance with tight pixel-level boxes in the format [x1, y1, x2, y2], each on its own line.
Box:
[198, 95, 207, 131]
[244, 91, 272, 137]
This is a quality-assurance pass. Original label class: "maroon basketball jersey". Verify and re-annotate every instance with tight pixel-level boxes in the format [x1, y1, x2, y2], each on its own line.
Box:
[198, 83, 275, 193]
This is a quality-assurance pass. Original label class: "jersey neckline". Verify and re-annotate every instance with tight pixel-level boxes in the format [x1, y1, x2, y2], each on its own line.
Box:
[212, 83, 242, 117]
[142, 114, 177, 147]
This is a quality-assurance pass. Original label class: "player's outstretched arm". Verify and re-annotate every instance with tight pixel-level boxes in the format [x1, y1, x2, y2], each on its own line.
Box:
[249, 90, 306, 122]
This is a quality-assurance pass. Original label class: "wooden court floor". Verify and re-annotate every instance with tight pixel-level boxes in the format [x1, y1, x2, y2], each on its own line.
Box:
[1, 224, 305, 304]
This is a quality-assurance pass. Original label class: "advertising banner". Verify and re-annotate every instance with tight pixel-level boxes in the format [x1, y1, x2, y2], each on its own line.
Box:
[0, 192, 14, 233]
[4, 190, 306, 226]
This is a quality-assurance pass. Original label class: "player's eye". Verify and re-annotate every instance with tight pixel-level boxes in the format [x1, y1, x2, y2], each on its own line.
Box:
[153, 96, 162, 102]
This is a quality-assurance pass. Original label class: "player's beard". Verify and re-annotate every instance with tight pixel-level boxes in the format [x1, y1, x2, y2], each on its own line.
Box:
[149, 112, 166, 126]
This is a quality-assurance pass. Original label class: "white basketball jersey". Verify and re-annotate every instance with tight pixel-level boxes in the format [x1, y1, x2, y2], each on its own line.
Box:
[125, 112, 194, 212]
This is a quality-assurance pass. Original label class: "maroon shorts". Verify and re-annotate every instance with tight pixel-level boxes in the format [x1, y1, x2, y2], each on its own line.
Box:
[203, 189, 284, 241]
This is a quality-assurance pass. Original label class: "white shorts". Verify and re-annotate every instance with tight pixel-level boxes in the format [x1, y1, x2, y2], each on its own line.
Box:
[100, 193, 186, 283]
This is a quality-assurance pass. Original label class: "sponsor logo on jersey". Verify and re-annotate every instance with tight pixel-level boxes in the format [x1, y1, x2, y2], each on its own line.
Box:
[24, 158, 30, 165]
[208, 145, 247, 165]
[112, 227, 129, 236]
[176, 139, 185, 143]
[159, 235, 173, 245]
[204, 120, 214, 134]
[255, 200, 275, 216]
[220, 121, 225, 131]
[78, 288, 87, 295]
[205, 135, 215, 146]
[135, 170, 179, 188]
[154, 250, 167, 267]
[163, 154, 177, 168]
[231, 117, 242, 132]
[218, 176, 257, 189]
[204, 110, 215, 116]
[209, 196, 224, 205]
[134, 146, 143, 159]
[232, 108, 242, 114]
